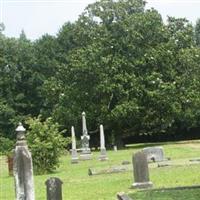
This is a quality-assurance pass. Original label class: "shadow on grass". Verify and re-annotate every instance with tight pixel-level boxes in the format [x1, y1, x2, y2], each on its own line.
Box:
[125, 139, 200, 150]
[125, 142, 167, 149]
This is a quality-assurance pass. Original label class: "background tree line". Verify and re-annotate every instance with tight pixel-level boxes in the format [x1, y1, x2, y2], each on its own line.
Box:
[1, 0, 200, 147]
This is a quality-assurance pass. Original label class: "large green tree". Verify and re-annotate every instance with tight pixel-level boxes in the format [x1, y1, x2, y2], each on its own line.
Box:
[42, 0, 200, 145]
[1, 0, 200, 147]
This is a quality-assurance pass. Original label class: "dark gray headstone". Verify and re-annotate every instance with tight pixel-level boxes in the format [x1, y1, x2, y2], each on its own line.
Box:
[132, 151, 153, 189]
[45, 177, 63, 200]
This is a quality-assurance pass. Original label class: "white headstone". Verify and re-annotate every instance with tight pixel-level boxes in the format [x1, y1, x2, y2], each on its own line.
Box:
[114, 145, 118, 152]
[71, 126, 78, 164]
[99, 125, 108, 161]
[82, 112, 88, 135]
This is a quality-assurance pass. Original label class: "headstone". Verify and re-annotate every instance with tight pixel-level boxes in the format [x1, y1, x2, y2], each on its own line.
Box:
[80, 112, 92, 160]
[131, 151, 153, 189]
[99, 124, 108, 161]
[117, 192, 133, 200]
[13, 123, 35, 200]
[142, 146, 165, 162]
[114, 145, 118, 152]
[71, 126, 79, 164]
[45, 177, 63, 200]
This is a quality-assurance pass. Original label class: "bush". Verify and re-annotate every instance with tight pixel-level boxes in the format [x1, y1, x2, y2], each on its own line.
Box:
[0, 136, 15, 156]
[26, 116, 70, 174]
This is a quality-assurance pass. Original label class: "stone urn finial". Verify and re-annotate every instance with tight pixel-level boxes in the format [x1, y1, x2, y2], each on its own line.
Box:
[16, 122, 26, 140]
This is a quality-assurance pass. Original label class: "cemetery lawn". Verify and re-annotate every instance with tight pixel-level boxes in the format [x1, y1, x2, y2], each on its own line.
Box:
[130, 188, 200, 200]
[1, 140, 200, 200]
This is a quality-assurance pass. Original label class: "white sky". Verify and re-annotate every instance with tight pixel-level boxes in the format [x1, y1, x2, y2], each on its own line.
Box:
[0, 0, 200, 40]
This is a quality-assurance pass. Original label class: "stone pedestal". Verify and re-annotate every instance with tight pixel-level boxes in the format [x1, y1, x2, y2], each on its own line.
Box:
[131, 151, 153, 189]
[80, 135, 92, 160]
[99, 148, 108, 161]
[71, 149, 78, 164]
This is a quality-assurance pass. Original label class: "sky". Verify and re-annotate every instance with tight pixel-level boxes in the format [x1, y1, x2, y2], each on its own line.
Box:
[0, 0, 200, 40]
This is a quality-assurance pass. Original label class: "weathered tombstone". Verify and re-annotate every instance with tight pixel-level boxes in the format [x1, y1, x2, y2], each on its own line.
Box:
[71, 126, 79, 164]
[114, 145, 118, 152]
[142, 146, 165, 162]
[117, 192, 133, 200]
[45, 177, 63, 200]
[80, 112, 92, 160]
[99, 124, 108, 161]
[132, 151, 153, 189]
[13, 122, 35, 200]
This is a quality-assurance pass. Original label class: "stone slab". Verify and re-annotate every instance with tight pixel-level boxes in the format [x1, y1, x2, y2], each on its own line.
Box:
[131, 181, 153, 189]
[88, 166, 130, 176]
[117, 192, 133, 200]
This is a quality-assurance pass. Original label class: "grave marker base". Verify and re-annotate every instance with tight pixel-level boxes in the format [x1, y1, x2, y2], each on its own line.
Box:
[131, 181, 153, 189]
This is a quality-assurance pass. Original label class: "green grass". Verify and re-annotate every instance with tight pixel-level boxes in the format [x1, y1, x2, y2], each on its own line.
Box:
[130, 188, 200, 200]
[1, 140, 200, 200]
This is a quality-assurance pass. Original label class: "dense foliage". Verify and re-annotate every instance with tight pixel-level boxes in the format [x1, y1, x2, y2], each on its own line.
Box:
[1, 0, 200, 147]
[26, 116, 69, 174]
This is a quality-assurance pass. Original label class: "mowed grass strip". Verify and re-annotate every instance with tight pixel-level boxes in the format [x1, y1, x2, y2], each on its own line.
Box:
[0, 140, 200, 200]
[130, 188, 200, 200]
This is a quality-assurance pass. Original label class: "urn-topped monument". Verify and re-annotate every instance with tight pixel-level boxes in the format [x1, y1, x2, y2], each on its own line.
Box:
[80, 112, 92, 160]
[13, 123, 35, 200]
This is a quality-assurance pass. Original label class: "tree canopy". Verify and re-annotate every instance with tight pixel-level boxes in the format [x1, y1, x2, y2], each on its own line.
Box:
[1, 0, 200, 147]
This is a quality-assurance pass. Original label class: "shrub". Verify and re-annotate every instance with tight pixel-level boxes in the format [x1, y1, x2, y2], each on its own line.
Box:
[0, 136, 15, 156]
[26, 116, 70, 174]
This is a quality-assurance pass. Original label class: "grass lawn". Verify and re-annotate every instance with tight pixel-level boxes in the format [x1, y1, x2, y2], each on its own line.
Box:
[1, 140, 200, 200]
[130, 188, 200, 200]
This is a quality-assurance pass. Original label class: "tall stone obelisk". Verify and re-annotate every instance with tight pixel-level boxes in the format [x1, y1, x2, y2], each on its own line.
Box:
[80, 112, 92, 160]
[13, 122, 35, 200]
[99, 124, 108, 161]
[71, 126, 79, 164]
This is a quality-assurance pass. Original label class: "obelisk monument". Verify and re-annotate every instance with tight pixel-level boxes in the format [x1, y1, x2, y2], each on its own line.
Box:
[80, 112, 92, 160]
[71, 126, 79, 164]
[99, 124, 108, 161]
